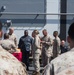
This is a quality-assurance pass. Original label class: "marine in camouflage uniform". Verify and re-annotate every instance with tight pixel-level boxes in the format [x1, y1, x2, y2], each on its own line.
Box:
[53, 31, 61, 58]
[42, 22, 74, 75]
[32, 30, 42, 75]
[8, 27, 18, 48]
[0, 45, 28, 75]
[0, 33, 16, 53]
[41, 29, 53, 67]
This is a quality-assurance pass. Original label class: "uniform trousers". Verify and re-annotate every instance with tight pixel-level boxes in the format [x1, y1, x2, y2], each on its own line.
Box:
[42, 48, 52, 67]
[33, 53, 41, 72]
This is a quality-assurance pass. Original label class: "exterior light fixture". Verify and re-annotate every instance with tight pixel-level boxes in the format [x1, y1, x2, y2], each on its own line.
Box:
[2, 6, 6, 10]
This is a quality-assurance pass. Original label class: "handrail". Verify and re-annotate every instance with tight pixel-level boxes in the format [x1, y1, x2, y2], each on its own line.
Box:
[0, 12, 74, 15]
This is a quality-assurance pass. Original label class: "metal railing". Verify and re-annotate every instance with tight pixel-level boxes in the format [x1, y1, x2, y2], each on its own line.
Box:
[0, 12, 74, 15]
[0, 12, 73, 30]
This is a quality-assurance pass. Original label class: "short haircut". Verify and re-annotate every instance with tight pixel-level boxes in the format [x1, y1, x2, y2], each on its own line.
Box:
[53, 31, 58, 35]
[4, 33, 9, 39]
[68, 23, 74, 40]
[9, 27, 14, 30]
[42, 29, 47, 32]
[24, 30, 28, 33]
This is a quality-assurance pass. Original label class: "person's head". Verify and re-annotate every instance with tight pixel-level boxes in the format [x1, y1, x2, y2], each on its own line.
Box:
[9, 27, 14, 35]
[67, 23, 74, 48]
[4, 33, 9, 39]
[33, 30, 39, 37]
[61, 40, 65, 46]
[42, 29, 47, 36]
[53, 31, 58, 37]
[24, 30, 28, 36]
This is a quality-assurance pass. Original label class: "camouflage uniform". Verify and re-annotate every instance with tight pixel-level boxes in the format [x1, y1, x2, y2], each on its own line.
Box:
[0, 39, 16, 53]
[41, 35, 53, 67]
[32, 35, 41, 73]
[9, 33, 18, 47]
[53, 36, 61, 58]
[0, 45, 28, 75]
[42, 48, 74, 75]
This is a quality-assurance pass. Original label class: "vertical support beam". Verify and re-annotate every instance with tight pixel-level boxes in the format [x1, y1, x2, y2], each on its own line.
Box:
[60, 0, 67, 41]
[44, 0, 46, 25]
